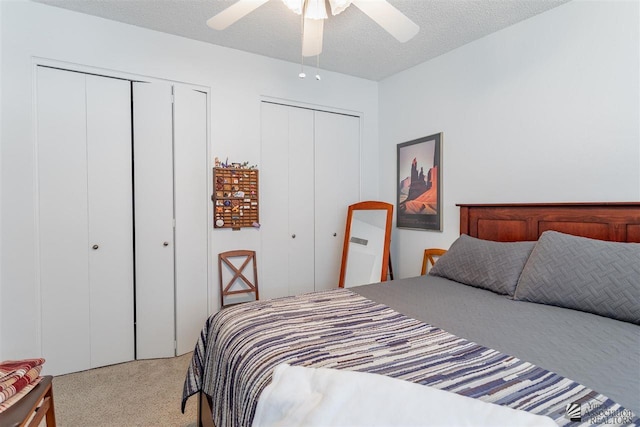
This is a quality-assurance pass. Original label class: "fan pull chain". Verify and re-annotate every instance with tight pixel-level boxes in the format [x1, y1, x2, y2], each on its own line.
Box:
[299, 58, 306, 79]
[299, 0, 306, 78]
[298, 0, 320, 82]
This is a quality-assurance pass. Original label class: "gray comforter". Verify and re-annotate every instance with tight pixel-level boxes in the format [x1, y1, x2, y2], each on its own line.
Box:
[353, 275, 640, 415]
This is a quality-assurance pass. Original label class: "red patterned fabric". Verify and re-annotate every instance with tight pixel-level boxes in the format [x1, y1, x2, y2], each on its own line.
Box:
[0, 377, 42, 413]
[0, 358, 45, 406]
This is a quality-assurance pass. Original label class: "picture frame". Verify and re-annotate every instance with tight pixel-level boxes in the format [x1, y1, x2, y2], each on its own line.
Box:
[396, 133, 442, 231]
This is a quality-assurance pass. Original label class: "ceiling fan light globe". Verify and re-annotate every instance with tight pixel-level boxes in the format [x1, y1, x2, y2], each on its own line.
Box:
[304, 0, 328, 19]
[282, 0, 328, 19]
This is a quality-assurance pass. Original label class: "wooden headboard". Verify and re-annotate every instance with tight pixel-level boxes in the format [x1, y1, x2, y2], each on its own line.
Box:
[458, 203, 640, 243]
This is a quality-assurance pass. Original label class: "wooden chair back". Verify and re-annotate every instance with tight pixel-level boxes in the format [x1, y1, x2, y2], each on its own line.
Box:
[420, 248, 447, 275]
[218, 250, 258, 308]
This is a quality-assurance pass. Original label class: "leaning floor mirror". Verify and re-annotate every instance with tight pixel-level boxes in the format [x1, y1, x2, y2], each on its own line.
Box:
[339, 201, 394, 288]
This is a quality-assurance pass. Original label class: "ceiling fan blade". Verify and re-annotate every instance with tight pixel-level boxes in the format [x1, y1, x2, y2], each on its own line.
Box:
[351, 0, 419, 43]
[206, 0, 270, 30]
[302, 18, 324, 57]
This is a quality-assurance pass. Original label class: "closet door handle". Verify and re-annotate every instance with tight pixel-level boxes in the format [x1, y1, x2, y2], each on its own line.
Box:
[291, 234, 296, 239]
[333, 233, 337, 237]
[163, 242, 169, 247]
[92, 244, 99, 250]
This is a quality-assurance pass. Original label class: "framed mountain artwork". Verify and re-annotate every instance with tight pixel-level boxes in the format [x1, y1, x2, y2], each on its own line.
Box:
[396, 133, 442, 231]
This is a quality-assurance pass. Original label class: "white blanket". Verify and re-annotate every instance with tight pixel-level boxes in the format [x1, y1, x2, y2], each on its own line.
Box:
[252, 364, 558, 427]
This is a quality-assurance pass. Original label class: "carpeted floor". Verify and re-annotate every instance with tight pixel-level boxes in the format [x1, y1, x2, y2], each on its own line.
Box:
[50, 353, 198, 427]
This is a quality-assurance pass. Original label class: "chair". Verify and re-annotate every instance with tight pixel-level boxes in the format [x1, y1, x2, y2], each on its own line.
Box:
[218, 250, 259, 308]
[0, 376, 56, 427]
[420, 248, 447, 275]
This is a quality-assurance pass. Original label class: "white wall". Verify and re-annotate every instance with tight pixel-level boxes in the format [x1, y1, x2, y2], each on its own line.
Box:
[379, 0, 640, 278]
[0, 0, 378, 360]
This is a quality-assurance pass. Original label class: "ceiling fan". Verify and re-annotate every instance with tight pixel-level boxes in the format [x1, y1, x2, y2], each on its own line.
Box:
[206, 0, 420, 58]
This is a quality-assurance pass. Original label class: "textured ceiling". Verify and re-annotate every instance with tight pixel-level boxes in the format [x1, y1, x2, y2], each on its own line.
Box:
[31, 0, 571, 81]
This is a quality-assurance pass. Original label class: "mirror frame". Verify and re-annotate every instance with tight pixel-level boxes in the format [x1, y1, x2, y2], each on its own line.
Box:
[338, 201, 394, 288]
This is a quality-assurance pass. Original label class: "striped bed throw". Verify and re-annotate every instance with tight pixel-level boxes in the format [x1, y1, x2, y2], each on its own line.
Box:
[182, 289, 638, 426]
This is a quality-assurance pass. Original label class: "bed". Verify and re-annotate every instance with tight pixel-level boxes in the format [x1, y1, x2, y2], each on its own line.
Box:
[183, 202, 640, 426]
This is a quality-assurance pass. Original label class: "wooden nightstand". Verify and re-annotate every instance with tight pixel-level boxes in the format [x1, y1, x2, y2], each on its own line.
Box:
[0, 376, 56, 427]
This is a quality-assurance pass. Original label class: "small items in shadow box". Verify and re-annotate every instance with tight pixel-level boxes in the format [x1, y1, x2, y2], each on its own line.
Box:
[213, 168, 259, 230]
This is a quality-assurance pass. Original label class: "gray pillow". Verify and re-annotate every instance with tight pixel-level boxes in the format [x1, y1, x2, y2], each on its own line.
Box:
[514, 231, 640, 325]
[429, 234, 536, 296]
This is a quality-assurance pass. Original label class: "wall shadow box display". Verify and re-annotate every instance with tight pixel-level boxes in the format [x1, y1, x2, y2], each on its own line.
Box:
[213, 168, 259, 229]
[397, 133, 442, 231]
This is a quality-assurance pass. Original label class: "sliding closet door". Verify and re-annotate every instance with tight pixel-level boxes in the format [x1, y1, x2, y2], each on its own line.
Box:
[260, 103, 293, 299]
[287, 107, 316, 295]
[314, 111, 360, 290]
[38, 70, 208, 371]
[133, 82, 176, 359]
[38, 67, 92, 375]
[37, 67, 134, 375]
[173, 87, 208, 355]
[86, 75, 135, 368]
[261, 103, 361, 298]
[261, 102, 315, 299]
